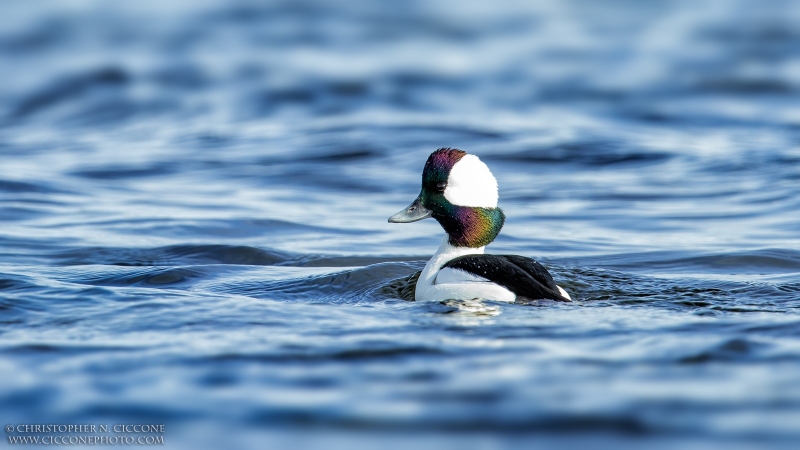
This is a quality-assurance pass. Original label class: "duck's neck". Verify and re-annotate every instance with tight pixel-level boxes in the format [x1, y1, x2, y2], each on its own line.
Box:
[433, 206, 505, 248]
[417, 236, 485, 290]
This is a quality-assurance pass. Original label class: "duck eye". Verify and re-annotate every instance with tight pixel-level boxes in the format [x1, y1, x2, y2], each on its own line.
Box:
[436, 182, 446, 192]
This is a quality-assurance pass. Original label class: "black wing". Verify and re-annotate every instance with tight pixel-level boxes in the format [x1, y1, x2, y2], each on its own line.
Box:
[442, 254, 570, 302]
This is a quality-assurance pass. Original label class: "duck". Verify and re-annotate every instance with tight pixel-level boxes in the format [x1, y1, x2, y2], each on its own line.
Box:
[389, 147, 571, 303]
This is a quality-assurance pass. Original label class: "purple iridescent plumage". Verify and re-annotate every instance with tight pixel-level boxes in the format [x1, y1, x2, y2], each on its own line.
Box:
[422, 148, 466, 187]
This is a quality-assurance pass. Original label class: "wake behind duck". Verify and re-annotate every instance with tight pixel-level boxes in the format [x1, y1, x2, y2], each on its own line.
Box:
[389, 148, 571, 303]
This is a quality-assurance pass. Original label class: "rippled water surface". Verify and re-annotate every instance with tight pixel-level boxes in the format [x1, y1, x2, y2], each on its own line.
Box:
[2, 0, 800, 448]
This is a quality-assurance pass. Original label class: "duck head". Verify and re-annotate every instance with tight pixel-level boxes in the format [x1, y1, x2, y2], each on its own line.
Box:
[389, 148, 505, 248]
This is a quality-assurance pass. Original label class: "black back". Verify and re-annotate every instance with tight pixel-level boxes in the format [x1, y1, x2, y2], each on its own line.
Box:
[442, 254, 570, 302]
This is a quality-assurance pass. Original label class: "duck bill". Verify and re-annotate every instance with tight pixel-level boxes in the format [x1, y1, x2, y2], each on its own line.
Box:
[388, 196, 432, 223]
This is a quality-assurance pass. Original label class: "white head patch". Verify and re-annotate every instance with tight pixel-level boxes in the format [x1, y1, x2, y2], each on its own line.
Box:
[444, 154, 498, 208]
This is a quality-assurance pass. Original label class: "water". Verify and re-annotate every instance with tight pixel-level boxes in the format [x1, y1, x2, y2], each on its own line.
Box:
[1, 0, 800, 448]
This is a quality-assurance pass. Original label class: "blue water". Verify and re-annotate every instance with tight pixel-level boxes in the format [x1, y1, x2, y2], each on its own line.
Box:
[2, 0, 800, 448]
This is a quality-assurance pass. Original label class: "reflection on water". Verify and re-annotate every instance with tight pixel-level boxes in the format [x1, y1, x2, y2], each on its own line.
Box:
[441, 299, 503, 323]
[1, 0, 800, 448]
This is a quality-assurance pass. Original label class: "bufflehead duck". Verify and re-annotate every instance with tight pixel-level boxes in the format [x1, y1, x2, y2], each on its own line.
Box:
[389, 148, 571, 303]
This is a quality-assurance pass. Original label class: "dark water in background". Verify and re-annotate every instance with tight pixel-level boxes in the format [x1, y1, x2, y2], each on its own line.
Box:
[1, 0, 800, 448]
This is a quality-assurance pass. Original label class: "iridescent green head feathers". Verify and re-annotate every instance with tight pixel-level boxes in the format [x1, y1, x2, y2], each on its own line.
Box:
[389, 148, 505, 248]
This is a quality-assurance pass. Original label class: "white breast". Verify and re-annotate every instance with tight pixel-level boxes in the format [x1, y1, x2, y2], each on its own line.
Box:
[414, 237, 517, 303]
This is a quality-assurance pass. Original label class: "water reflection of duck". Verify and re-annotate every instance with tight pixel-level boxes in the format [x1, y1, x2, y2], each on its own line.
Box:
[389, 148, 571, 303]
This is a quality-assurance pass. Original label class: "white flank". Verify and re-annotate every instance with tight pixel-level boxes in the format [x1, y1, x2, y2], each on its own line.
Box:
[443, 154, 498, 208]
[435, 268, 489, 284]
[415, 236, 516, 303]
